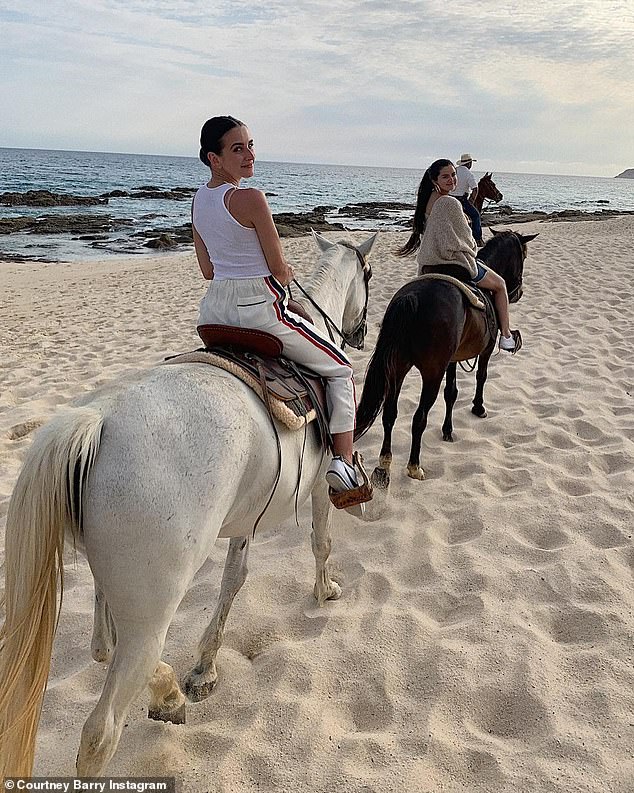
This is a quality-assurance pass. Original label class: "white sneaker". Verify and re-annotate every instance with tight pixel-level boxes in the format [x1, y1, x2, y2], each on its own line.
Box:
[326, 456, 359, 492]
[499, 334, 517, 352]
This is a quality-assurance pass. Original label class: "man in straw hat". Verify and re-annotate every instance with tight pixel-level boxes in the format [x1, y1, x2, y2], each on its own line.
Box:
[450, 153, 483, 247]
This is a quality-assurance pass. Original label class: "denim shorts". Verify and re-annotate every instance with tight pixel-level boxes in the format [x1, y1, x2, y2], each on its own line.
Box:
[473, 260, 488, 284]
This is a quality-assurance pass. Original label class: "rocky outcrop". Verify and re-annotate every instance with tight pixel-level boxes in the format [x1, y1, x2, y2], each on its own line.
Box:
[615, 169, 634, 179]
[144, 234, 178, 249]
[100, 187, 196, 200]
[0, 190, 107, 206]
[3, 197, 633, 262]
[273, 210, 345, 237]
[338, 201, 414, 224]
[481, 206, 634, 226]
[0, 214, 131, 235]
[0, 187, 198, 206]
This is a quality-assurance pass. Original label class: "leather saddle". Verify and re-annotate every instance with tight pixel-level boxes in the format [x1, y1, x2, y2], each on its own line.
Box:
[419, 264, 498, 341]
[196, 323, 331, 448]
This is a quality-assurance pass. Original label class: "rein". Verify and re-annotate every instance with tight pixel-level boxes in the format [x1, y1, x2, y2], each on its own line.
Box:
[507, 280, 523, 302]
[289, 242, 372, 350]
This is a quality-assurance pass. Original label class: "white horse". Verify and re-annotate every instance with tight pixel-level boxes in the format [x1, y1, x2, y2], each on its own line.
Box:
[0, 231, 376, 777]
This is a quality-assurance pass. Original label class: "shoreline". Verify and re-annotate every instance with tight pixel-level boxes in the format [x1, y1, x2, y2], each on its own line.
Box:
[1, 201, 633, 264]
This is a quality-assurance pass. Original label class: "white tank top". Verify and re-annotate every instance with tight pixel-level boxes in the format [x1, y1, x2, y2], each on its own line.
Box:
[192, 183, 271, 280]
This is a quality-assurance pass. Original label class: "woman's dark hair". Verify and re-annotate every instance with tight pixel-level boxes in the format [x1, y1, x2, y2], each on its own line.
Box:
[396, 158, 454, 256]
[199, 115, 245, 167]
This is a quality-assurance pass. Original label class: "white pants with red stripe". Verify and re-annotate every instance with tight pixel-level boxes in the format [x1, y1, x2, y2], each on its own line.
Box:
[199, 276, 355, 434]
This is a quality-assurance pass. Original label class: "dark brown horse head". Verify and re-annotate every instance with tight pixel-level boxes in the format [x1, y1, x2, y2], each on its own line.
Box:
[481, 230, 539, 303]
[477, 172, 503, 203]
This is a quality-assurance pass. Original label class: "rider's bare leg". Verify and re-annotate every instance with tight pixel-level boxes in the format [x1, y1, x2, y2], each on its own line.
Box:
[478, 270, 511, 337]
[332, 430, 354, 465]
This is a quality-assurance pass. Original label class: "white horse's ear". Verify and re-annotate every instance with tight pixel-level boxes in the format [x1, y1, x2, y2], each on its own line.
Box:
[312, 229, 336, 252]
[357, 232, 378, 259]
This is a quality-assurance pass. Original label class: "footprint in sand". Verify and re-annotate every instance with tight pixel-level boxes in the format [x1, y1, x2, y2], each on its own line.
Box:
[536, 605, 608, 645]
[7, 418, 44, 439]
[468, 684, 551, 740]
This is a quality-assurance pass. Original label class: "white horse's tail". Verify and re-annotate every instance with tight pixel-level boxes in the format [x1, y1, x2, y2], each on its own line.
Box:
[0, 406, 104, 777]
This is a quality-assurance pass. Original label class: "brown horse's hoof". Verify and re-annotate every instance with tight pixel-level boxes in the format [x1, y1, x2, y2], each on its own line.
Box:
[471, 406, 487, 418]
[407, 465, 426, 481]
[371, 466, 390, 489]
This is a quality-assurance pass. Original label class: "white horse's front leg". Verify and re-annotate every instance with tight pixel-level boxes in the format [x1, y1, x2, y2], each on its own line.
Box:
[91, 582, 116, 663]
[183, 536, 250, 702]
[311, 481, 342, 606]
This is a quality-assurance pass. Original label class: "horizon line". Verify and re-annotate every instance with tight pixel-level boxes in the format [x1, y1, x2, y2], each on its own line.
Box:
[0, 145, 627, 181]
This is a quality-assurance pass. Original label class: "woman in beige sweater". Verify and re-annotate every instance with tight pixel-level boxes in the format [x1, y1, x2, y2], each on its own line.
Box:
[398, 161, 518, 353]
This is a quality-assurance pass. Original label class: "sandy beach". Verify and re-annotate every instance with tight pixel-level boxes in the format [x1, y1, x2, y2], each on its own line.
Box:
[1, 218, 633, 791]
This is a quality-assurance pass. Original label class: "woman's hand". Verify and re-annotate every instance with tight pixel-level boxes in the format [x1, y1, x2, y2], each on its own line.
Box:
[274, 263, 294, 285]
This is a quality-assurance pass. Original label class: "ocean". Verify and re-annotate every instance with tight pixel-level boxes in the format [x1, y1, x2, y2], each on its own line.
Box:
[1, 147, 633, 263]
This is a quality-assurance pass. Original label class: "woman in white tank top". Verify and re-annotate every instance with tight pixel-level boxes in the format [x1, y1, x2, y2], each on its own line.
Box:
[192, 115, 362, 494]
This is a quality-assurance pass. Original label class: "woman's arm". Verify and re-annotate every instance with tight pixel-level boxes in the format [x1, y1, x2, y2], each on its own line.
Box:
[232, 189, 294, 285]
[192, 224, 214, 280]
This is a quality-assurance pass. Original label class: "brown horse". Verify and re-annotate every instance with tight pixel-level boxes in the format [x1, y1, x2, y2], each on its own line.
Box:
[474, 172, 503, 213]
[355, 230, 537, 487]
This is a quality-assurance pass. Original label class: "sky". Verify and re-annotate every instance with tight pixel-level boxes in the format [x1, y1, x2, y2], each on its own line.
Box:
[1, 0, 633, 177]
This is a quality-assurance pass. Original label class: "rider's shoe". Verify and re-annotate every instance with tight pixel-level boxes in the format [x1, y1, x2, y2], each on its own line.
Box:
[499, 330, 522, 353]
[326, 456, 359, 492]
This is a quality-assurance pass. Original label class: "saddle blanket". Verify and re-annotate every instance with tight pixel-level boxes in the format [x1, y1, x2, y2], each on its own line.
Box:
[416, 272, 485, 309]
[163, 350, 317, 432]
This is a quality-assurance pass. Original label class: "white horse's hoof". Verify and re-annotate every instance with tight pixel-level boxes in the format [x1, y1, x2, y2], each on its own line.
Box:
[183, 667, 218, 702]
[407, 465, 426, 480]
[314, 580, 342, 605]
[148, 702, 186, 724]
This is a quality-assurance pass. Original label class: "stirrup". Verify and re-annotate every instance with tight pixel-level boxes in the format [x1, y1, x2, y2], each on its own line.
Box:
[500, 329, 522, 354]
[328, 451, 373, 509]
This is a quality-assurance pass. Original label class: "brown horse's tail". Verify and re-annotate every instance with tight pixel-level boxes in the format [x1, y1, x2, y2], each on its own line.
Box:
[0, 407, 104, 777]
[355, 292, 418, 440]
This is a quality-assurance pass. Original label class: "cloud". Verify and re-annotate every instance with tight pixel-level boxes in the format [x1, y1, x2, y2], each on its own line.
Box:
[0, 0, 632, 175]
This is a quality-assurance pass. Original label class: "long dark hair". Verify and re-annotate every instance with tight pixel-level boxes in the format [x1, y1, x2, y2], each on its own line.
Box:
[199, 115, 245, 167]
[396, 158, 453, 257]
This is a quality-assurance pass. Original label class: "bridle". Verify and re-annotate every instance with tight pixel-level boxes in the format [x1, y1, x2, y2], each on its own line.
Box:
[477, 177, 503, 214]
[290, 242, 372, 350]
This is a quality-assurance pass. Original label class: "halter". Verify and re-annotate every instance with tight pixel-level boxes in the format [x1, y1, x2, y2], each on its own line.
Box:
[290, 242, 372, 350]
[479, 197, 495, 213]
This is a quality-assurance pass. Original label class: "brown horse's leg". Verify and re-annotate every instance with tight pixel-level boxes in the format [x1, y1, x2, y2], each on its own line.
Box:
[472, 344, 495, 418]
[442, 363, 458, 441]
[407, 369, 445, 480]
[371, 363, 410, 489]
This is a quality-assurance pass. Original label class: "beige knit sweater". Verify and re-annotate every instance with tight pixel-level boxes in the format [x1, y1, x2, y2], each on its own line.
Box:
[416, 195, 478, 278]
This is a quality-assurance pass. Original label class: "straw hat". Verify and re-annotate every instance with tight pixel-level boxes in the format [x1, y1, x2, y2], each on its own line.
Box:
[456, 153, 477, 165]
